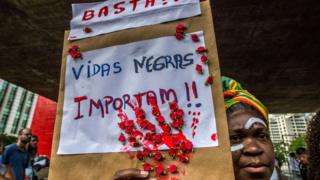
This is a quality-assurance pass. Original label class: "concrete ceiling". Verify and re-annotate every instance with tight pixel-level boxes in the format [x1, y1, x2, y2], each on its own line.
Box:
[0, 0, 319, 113]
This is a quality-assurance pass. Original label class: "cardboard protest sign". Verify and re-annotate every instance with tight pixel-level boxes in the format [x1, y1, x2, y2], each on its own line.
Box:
[49, 1, 235, 179]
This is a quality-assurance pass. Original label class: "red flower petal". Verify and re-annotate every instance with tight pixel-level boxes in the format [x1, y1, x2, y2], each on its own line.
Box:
[136, 152, 144, 161]
[176, 24, 186, 30]
[152, 106, 160, 117]
[147, 124, 156, 132]
[134, 108, 145, 119]
[168, 149, 176, 157]
[175, 33, 184, 40]
[155, 165, 166, 175]
[176, 29, 185, 34]
[154, 152, 164, 161]
[149, 96, 157, 106]
[186, 141, 193, 152]
[125, 120, 134, 127]
[169, 101, 178, 111]
[201, 55, 208, 63]
[153, 134, 162, 144]
[118, 133, 126, 142]
[157, 116, 165, 124]
[69, 45, 82, 59]
[162, 124, 171, 133]
[144, 132, 153, 141]
[118, 121, 125, 129]
[205, 75, 213, 86]
[211, 133, 217, 141]
[169, 164, 178, 173]
[176, 109, 184, 118]
[143, 148, 151, 156]
[143, 163, 153, 171]
[179, 155, 189, 163]
[195, 64, 203, 74]
[83, 27, 92, 33]
[191, 34, 199, 42]
[196, 46, 207, 53]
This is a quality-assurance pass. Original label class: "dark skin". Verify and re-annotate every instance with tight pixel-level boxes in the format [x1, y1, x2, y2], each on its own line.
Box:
[111, 110, 275, 180]
[110, 168, 150, 180]
[229, 110, 275, 180]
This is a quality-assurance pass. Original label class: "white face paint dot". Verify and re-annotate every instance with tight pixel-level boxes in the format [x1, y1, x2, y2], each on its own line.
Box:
[231, 144, 244, 152]
[244, 117, 267, 129]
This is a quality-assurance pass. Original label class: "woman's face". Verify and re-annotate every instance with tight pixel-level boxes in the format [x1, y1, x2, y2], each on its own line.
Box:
[228, 110, 275, 180]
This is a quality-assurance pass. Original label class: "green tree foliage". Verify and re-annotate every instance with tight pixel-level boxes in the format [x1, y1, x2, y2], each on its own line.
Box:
[0, 134, 17, 146]
[274, 143, 288, 167]
[289, 135, 307, 152]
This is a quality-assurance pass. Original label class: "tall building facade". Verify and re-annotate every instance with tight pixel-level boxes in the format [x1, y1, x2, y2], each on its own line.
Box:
[269, 113, 313, 145]
[0, 79, 57, 158]
[0, 79, 38, 135]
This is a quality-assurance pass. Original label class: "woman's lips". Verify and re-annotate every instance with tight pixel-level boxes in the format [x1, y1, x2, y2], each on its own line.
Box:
[242, 163, 268, 174]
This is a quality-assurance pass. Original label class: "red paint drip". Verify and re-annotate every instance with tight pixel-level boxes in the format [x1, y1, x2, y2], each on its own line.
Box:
[185, 82, 190, 101]
[192, 81, 198, 99]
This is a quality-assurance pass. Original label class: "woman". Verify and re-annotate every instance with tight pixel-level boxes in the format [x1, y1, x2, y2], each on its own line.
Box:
[111, 76, 275, 180]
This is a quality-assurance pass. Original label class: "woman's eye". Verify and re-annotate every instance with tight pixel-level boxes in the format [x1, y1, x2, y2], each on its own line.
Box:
[257, 133, 269, 140]
[230, 135, 242, 144]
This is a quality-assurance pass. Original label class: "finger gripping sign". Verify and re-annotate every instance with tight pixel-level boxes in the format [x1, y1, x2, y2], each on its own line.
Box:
[58, 31, 218, 154]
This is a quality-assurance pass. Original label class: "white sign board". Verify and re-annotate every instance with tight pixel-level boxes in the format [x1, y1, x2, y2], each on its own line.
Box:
[69, 0, 201, 40]
[58, 31, 218, 155]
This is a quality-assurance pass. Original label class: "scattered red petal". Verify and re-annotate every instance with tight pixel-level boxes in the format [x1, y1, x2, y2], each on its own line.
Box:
[136, 152, 145, 161]
[176, 24, 186, 30]
[155, 165, 166, 175]
[143, 163, 153, 171]
[201, 55, 208, 63]
[175, 33, 184, 40]
[196, 46, 207, 53]
[195, 64, 203, 74]
[83, 27, 92, 33]
[118, 133, 126, 143]
[191, 34, 199, 42]
[169, 164, 178, 173]
[211, 133, 217, 141]
[205, 75, 214, 86]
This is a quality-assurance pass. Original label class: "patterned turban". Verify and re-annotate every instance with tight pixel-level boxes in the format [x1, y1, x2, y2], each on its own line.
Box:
[222, 76, 269, 121]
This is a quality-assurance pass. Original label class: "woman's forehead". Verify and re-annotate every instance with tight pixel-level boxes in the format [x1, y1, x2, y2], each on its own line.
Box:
[228, 110, 266, 130]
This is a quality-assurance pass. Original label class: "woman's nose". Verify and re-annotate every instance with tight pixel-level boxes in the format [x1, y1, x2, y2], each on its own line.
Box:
[242, 138, 263, 156]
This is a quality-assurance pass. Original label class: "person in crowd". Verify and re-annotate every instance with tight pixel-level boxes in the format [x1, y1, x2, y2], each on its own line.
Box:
[1, 128, 32, 180]
[306, 111, 320, 180]
[288, 152, 301, 178]
[296, 147, 308, 180]
[270, 158, 281, 180]
[26, 135, 50, 180]
[0, 137, 8, 180]
[111, 76, 275, 180]
[26, 135, 39, 180]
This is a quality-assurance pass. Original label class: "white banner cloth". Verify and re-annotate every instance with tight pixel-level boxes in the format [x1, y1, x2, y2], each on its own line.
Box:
[69, 0, 201, 40]
[58, 31, 218, 155]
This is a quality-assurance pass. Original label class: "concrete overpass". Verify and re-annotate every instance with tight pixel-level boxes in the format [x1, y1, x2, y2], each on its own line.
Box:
[0, 0, 319, 113]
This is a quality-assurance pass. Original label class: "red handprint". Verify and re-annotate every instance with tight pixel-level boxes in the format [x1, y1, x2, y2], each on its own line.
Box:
[116, 96, 193, 176]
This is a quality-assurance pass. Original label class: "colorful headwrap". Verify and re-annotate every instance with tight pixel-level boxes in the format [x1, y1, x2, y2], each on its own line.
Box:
[222, 76, 269, 122]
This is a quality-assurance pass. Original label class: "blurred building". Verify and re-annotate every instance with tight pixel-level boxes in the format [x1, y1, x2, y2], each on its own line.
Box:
[269, 113, 313, 145]
[0, 79, 38, 134]
[0, 79, 56, 158]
